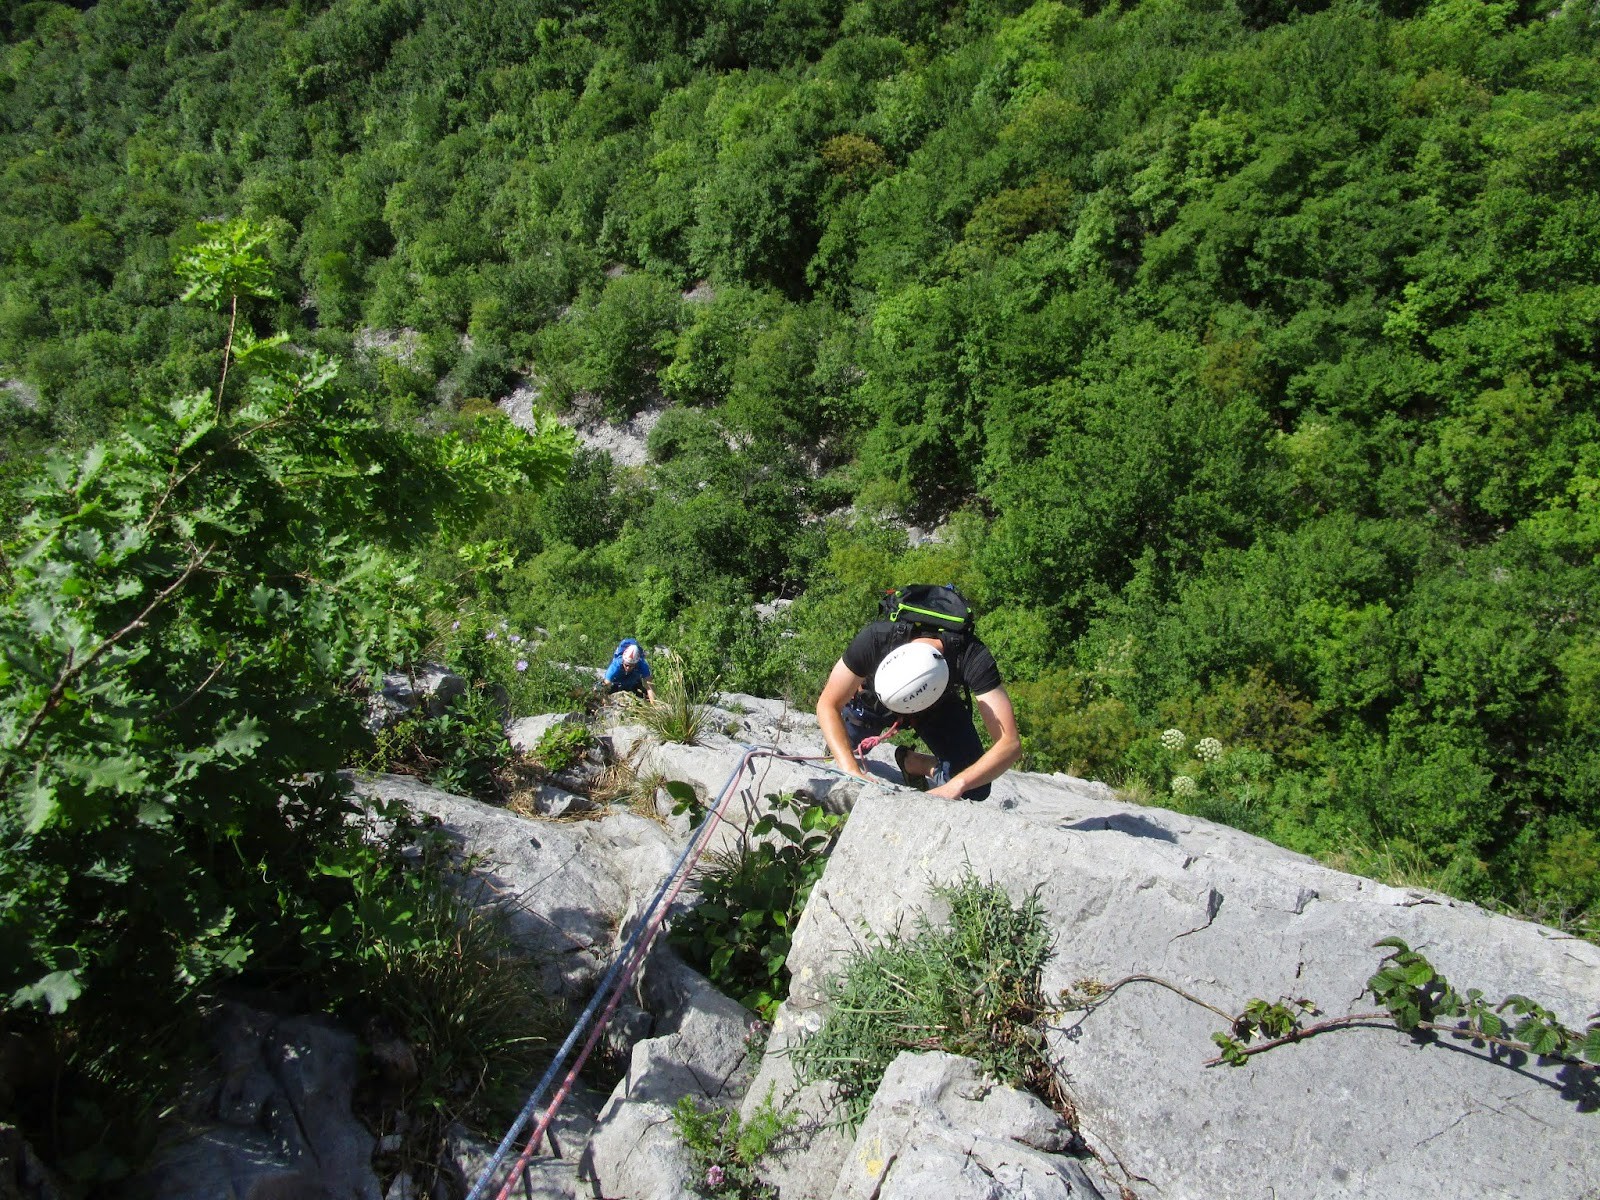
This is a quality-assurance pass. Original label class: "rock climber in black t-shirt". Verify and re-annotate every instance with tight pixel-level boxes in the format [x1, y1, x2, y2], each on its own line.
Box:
[815, 620, 1021, 801]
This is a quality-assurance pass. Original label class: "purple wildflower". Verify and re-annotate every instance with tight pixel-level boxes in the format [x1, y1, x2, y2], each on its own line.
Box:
[705, 1165, 725, 1188]
[516, 659, 529, 672]
[486, 630, 497, 641]
[451, 620, 460, 630]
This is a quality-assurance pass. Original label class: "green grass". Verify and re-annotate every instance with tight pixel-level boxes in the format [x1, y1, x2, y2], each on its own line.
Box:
[791, 872, 1060, 1129]
[623, 648, 717, 745]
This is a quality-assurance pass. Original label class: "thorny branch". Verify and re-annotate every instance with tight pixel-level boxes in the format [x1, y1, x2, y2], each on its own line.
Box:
[1054, 971, 1599, 1074]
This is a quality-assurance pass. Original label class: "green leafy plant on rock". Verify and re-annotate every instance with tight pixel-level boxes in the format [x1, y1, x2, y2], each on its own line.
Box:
[1210, 938, 1600, 1070]
[672, 1092, 789, 1200]
[357, 687, 514, 803]
[791, 872, 1060, 1129]
[308, 808, 558, 1187]
[531, 721, 594, 774]
[670, 793, 843, 1020]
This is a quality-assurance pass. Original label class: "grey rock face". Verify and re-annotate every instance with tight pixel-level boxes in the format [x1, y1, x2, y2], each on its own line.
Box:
[735, 1001, 854, 1200]
[833, 1052, 1102, 1200]
[357, 774, 678, 999]
[0, 1125, 61, 1200]
[780, 784, 1600, 1200]
[442, 1111, 591, 1200]
[580, 1042, 721, 1200]
[129, 1005, 381, 1200]
[582, 955, 756, 1200]
[368, 663, 467, 730]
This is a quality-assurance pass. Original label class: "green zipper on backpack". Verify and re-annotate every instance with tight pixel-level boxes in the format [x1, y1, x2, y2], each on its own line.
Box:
[895, 603, 964, 625]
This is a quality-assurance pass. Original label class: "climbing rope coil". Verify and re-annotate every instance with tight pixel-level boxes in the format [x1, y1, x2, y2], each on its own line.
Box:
[465, 743, 887, 1200]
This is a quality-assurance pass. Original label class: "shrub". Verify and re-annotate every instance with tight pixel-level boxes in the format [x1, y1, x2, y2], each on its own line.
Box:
[311, 817, 559, 1181]
[435, 616, 601, 719]
[357, 687, 512, 803]
[791, 872, 1057, 1128]
[532, 721, 594, 773]
[670, 794, 843, 1019]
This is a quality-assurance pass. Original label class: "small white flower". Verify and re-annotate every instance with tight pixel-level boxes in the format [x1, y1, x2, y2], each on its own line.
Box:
[1196, 737, 1223, 762]
[450, 620, 460, 630]
[1171, 775, 1198, 799]
[1161, 728, 1187, 752]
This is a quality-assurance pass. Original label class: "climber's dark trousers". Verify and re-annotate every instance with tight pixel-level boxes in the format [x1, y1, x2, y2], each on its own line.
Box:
[841, 696, 990, 801]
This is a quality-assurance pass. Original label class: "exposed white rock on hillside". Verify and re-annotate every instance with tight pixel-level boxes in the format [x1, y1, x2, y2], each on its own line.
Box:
[497, 386, 663, 467]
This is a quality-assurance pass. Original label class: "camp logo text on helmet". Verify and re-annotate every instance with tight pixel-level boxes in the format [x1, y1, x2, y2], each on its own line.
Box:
[874, 642, 950, 714]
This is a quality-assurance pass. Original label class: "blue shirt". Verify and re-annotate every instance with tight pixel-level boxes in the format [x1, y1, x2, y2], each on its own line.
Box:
[605, 653, 651, 692]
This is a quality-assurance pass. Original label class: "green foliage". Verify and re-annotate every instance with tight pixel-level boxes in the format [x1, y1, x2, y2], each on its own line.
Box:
[574, 272, 683, 418]
[532, 720, 594, 773]
[358, 688, 513, 803]
[1209, 937, 1600, 1072]
[1209, 997, 1317, 1066]
[434, 613, 602, 720]
[672, 1092, 789, 1200]
[792, 872, 1057, 1128]
[174, 219, 280, 308]
[670, 793, 844, 1019]
[0, 220, 570, 1177]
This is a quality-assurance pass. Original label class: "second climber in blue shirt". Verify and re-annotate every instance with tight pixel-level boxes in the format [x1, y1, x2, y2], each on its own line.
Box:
[604, 638, 655, 702]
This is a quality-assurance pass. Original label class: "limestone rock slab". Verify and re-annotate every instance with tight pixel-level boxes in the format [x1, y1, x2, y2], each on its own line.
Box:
[129, 1005, 380, 1200]
[355, 775, 678, 998]
[832, 1051, 1101, 1200]
[782, 787, 1600, 1200]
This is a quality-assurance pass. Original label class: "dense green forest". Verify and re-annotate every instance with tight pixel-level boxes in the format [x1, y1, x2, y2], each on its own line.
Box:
[3, 0, 1598, 1148]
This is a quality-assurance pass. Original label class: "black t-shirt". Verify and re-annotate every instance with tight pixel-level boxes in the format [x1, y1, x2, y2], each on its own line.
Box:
[841, 621, 1003, 717]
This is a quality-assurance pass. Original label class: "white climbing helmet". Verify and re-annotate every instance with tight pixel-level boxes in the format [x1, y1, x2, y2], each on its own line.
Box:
[874, 642, 949, 714]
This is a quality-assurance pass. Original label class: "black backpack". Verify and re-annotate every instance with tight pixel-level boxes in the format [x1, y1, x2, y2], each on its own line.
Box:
[879, 584, 975, 637]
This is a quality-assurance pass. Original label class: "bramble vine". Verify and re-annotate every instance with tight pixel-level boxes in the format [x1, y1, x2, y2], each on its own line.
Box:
[1060, 939, 1600, 1079]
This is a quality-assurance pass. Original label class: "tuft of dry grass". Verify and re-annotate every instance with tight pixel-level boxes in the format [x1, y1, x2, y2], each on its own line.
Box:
[589, 755, 671, 824]
[1097, 768, 1155, 807]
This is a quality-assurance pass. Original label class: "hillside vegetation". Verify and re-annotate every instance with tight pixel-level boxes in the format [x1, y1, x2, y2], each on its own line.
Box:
[3, 0, 1597, 985]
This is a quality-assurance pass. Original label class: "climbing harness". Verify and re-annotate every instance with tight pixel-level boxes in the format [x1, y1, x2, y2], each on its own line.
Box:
[464, 744, 888, 1200]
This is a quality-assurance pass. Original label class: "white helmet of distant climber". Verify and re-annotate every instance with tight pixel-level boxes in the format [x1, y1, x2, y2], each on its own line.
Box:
[874, 642, 949, 714]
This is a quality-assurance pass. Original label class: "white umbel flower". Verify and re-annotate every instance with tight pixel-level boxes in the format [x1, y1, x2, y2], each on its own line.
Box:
[1161, 728, 1187, 752]
[1196, 737, 1223, 762]
[1170, 775, 1198, 798]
